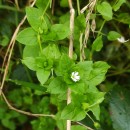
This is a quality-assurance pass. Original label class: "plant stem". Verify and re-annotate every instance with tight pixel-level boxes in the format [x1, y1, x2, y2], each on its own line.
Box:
[67, 88, 71, 130]
[76, 122, 94, 130]
[67, 0, 75, 130]
[97, 20, 106, 37]
[1, 92, 55, 118]
[76, 0, 80, 15]
[37, 34, 43, 52]
[0, 5, 23, 12]
[80, 33, 83, 61]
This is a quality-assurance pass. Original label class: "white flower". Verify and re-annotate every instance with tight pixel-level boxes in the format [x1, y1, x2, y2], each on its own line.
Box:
[71, 71, 80, 82]
[117, 36, 129, 43]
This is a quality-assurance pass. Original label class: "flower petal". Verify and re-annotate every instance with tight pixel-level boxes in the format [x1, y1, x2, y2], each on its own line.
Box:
[71, 71, 80, 82]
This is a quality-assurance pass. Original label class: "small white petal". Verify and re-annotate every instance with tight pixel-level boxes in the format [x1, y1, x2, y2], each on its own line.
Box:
[71, 72, 75, 76]
[75, 75, 80, 80]
[71, 71, 80, 82]
[117, 36, 129, 43]
[73, 78, 77, 82]
[75, 72, 79, 76]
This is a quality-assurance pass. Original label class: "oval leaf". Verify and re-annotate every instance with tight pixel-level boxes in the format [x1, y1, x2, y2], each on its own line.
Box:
[92, 36, 103, 52]
[51, 24, 70, 40]
[107, 31, 121, 41]
[26, 7, 48, 32]
[112, 0, 126, 11]
[48, 77, 67, 94]
[97, 2, 113, 21]
[61, 104, 86, 121]
[16, 28, 38, 46]
[36, 69, 50, 85]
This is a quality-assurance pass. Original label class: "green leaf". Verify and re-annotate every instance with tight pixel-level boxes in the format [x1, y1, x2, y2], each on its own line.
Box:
[59, 13, 70, 24]
[76, 61, 110, 87]
[92, 36, 103, 52]
[97, 2, 113, 21]
[22, 56, 53, 72]
[42, 31, 57, 42]
[51, 24, 70, 40]
[71, 125, 86, 130]
[89, 105, 100, 120]
[70, 83, 85, 94]
[26, 7, 48, 32]
[110, 86, 130, 130]
[57, 54, 74, 75]
[31, 118, 55, 130]
[48, 77, 67, 94]
[116, 13, 130, 24]
[23, 45, 40, 58]
[55, 112, 66, 130]
[107, 31, 121, 41]
[35, 57, 53, 70]
[36, 0, 50, 10]
[87, 61, 110, 86]
[8, 79, 46, 91]
[77, 61, 93, 72]
[60, 0, 69, 7]
[16, 27, 38, 46]
[85, 92, 105, 120]
[61, 103, 86, 121]
[75, 14, 86, 32]
[2, 118, 15, 130]
[42, 44, 61, 59]
[22, 57, 37, 71]
[112, 0, 126, 11]
[1, 35, 9, 46]
[8, 89, 23, 107]
[42, 24, 70, 41]
[71, 93, 85, 107]
[36, 69, 50, 84]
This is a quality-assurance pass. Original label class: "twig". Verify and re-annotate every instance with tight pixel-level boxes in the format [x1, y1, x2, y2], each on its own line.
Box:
[1, 92, 55, 118]
[67, 0, 75, 130]
[0, 0, 36, 96]
[80, 0, 97, 60]
[14, 0, 20, 10]
[51, 0, 55, 15]
[76, 122, 95, 130]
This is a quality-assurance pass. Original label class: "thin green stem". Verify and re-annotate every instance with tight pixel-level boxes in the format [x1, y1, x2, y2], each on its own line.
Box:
[86, 113, 95, 123]
[76, 0, 80, 15]
[89, 51, 93, 61]
[24, 66, 33, 82]
[0, 5, 23, 12]
[15, 11, 19, 26]
[97, 20, 106, 37]
[37, 0, 51, 52]
[37, 34, 43, 52]
[90, 20, 106, 59]
[107, 70, 127, 77]
[111, 22, 121, 33]
[80, 33, 83, 61]
[42, 0, 51, 15]
[126, 1, 130, 8]
[50, 0, 53, 8]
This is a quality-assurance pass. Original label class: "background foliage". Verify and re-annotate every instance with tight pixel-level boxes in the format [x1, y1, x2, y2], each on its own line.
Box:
[0, 0, 130, 130]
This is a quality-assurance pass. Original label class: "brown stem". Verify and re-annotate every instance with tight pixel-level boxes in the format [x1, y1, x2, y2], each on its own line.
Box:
[76, 122, 94, 130]
[1, 92, 55, 118]
[67, 0, 75, 130]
